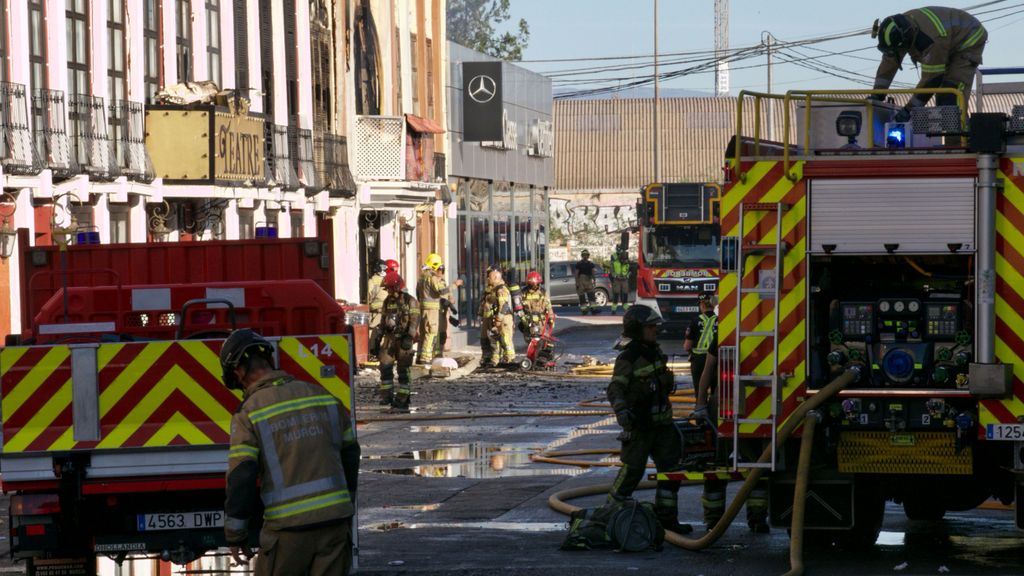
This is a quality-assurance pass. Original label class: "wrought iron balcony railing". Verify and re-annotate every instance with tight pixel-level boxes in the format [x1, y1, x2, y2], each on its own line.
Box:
[32, 89, 76, 177]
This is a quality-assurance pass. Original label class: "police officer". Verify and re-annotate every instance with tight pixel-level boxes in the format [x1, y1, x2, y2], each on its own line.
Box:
[575, 249, 600, 315]
[610, 249, 632, 314]
[222, 329, 360, 575]
[519, 271, 554, 343]
[686, 296, 770, 533]
[871, 6, 986, 121]
[483, 268, 516, 366]
[607, 305, 693, 535]
[368, 259, 399, 358]
[416, 253, 463, 365]
[379, 270, 420, 412]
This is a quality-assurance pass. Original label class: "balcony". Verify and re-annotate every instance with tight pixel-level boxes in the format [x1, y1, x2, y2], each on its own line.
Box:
[266, 124, 299, 189]
[109, 100, 155, 181]
[288, 126, 318, 189]
[354, 115, 406, 181]
[314, 131, 356, 196]
[0, 82, 40, 174]
[69, 94, 118, 180]
[32, 89, 76, 177]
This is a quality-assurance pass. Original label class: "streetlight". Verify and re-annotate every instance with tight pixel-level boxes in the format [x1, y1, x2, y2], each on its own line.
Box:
[0, 193, 17, 259]
[50, 192, 81, 250]
[400, 217, 415, 246]
[148, 200, 172, 242]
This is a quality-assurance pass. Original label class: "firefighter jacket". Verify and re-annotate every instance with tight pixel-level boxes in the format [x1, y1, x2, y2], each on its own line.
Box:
[873, 7, 986, 95]
[225, 371, 360, 544]
[417, 272, 452, 311]
[368, 273, 387, 313]
[478, 286, 493, 319]
[522, 286, 553, 323]
[611, 257, 631, 280]
[381, 292, 420, 336]
[607, 341, 675, 428]
[482, 283, 513, 319]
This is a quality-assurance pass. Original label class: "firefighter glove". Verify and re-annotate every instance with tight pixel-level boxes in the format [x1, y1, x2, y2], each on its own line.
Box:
[615, 408, 636, 431]
[448, 315, 460, 327]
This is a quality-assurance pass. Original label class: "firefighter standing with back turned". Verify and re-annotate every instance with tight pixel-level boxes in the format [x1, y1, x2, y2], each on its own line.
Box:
[378, 270, 420, 412]
[416, 253, 463, 365]
[575, 249, 600, 315]
[483, 268, 516, 367]
[606, 305, 693, 535]
[610, 248, 632, 314]
[870, 6, 986, 122]
[222, 329, 361, 575]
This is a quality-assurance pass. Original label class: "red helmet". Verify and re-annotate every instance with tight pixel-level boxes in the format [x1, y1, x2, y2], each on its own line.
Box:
[526, 271, 543, 286]
[383, 269, 405, 291]
[385, 259, 400, 272]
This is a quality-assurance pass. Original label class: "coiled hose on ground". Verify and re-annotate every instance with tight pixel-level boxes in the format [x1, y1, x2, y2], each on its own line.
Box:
[547, 367, 858, 562]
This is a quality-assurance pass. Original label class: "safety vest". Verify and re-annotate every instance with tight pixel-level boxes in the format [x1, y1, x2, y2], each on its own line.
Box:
[694, 314, 717, 355]
[612, 258, 630, 279]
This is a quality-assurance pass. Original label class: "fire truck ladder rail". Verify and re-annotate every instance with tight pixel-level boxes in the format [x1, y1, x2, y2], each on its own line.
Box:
[731, 201, 788, 472]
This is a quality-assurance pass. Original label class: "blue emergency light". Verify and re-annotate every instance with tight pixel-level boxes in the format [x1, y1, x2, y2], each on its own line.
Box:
[886, 123, 908, 149]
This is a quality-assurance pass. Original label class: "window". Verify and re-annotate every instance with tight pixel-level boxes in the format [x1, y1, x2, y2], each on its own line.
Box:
[233, 0, 249, 91]
[66, 0, 90, 97]
[393, 27, 401, 110]
[290, 210, 304, 237]
[29, 0, 45, 91]
[206, 0, 221, 86]
[176, 0, 192, 83]
[108, 0, 126, 104]
[239, 208, 254, 239]
[109, 203, 130, 243]
[144, 0, 161, 103]
[0, 0, 7, 82]
[283, 0, 297, 118]
[410, 33, 418, 114]
[426, 38, 434, 119]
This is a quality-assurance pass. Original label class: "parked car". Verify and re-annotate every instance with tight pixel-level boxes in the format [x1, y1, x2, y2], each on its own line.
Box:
[548, 260, 612, 307]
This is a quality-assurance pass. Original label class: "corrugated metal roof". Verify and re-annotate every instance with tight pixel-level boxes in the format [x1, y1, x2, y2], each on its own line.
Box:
[554, 94, 1024, 192]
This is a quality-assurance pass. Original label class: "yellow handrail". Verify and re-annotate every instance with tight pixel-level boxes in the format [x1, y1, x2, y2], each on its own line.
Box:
[731, 87, 969, 183]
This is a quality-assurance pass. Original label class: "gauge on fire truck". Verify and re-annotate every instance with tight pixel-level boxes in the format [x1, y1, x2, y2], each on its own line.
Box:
[925, 302, 961, 339]
[840, 302, 874, 339]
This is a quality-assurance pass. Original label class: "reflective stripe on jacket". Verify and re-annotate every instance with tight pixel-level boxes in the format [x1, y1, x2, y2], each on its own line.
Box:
[417, 273, 450, 310]
[694, 314, 717, 355]
[226, 371, 359, 542]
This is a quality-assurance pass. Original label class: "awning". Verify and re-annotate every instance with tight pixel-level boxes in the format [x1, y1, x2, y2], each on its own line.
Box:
[405, 113, 445, 134]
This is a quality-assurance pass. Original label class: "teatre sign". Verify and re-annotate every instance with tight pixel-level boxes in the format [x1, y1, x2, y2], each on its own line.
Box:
[214, 111, 265, 184]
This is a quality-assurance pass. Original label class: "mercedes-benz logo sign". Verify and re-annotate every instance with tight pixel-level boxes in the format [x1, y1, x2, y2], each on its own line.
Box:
[468, 74, 497, 104]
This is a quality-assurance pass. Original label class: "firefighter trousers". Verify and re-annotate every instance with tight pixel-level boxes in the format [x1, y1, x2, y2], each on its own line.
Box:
[379, 335, 413, 403]
[487, 314, 516, 364]
[611, 278, 629, 309]
[702, 476, 769, 530]
[609, 423, 684, 526]
[255, 518, 352, 576]
[479, 316, 493, 363]
[576, 276, 596, 312]
[418, 307, 440, 363]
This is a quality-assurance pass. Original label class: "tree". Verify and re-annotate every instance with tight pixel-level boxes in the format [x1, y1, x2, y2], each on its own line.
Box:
[447, 0, 530, 61]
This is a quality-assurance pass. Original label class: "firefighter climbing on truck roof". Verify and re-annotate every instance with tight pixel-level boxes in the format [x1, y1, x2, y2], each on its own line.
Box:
[221, 328, 361, 575]
[870, 6, 987, 121]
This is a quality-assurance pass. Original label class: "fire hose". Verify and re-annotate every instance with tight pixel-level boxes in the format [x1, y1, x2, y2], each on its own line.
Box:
[546, 367, 858, 570]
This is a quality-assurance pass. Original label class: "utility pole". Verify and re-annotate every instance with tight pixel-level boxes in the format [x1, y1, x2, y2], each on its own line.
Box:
[714, 0, 730, 96]
[653, 0, 660, 182]
[764, 31, 775, 141]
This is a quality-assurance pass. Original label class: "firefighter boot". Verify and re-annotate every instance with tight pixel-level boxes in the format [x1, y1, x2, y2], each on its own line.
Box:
[702, 479, 727, 531]
[378, 386, 394, 406]
[655, 487, 693, 535]
[747, 482, 771, 534]
[390, 393, 411, 414]
[378, 364, 396, 405]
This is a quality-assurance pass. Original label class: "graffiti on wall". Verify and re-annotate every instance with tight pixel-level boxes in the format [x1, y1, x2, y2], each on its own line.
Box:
[549, 198, 637, 234]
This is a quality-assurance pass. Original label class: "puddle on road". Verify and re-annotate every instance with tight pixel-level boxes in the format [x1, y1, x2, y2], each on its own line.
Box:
[368, 521, 566, 533]
[364, 442, 588, 478]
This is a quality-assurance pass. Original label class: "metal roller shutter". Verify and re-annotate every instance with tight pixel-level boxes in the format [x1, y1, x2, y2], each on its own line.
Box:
[808, 178, 976, 254]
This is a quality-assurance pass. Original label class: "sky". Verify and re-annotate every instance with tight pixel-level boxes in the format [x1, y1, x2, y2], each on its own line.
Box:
[500, 0, 1024, 97]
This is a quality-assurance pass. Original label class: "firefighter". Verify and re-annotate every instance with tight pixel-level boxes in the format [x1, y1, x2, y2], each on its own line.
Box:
[610, 249, 632, 314]
[378, 270, 420, 412]
[870, 6, 986, 121]
[483, 268, 516, 366]
[416, 253, 464, 365]
[478, 267, 496, 368]
[606, 305, 693, 535]
[685, 296, 770, 533]
[367, 259, 399, 359]
[221, 328, 361, 575]
[575, 249, 600, 315]
[437, 264, 461, 354]
[519, 271, 554, 343]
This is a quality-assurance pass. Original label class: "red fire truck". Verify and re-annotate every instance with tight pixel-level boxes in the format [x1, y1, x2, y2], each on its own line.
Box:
[634, 182, 721, 328]
[1, 237, 356, 573]
[713, 74, 1024, 546]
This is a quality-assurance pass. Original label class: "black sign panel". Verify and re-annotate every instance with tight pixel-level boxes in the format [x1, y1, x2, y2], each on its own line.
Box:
[462, 62, 503, 142]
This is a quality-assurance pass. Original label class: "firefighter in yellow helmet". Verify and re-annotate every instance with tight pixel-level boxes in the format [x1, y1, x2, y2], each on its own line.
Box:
[870, 7, 986, 122]
[221, 329, 360, 575]
[416, 253, 463, 365]
[483, 268, 516, 366]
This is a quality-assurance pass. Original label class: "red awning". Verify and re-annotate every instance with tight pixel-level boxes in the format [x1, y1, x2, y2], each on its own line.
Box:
[405, 113, 445, 134]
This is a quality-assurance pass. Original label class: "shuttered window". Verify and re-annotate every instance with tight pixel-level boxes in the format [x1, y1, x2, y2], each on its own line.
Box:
[29, 0, 45, 91]
[66, 0, 90, 97]
[206, 0, 221, 86]
[176, 0, 192, 82]
[144, 0, 160, 102]
[233, 0, 248, 92]
[108, 0, 127, 103]
[283, 0, 297, 119]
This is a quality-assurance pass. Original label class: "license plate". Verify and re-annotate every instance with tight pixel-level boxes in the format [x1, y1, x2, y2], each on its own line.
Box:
[137, 510, 224, 532]
[986, 424, 1024, 440]
[674, 306, 698, 313]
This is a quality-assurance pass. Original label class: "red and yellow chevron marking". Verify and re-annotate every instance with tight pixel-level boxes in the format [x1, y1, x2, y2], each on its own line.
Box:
[982, 158, 1024, 430]
[277, 336, 353, 413]
[719, 161, 808, 437]
[1, 346, 73, 452]
[651, 470, 749, 482]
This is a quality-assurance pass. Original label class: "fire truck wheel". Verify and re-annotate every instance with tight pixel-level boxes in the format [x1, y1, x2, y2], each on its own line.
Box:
[843, 481, 885, 549]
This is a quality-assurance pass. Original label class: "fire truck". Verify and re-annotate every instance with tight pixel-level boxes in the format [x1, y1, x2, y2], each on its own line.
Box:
[0, 236, 356, 573]
[714, 71, 1024, 546]
[634, 182, 721, 328]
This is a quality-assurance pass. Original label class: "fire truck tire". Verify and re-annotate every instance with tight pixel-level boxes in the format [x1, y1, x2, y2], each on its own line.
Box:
[844, 480, 885, 549]
[593, 289, 608, 307]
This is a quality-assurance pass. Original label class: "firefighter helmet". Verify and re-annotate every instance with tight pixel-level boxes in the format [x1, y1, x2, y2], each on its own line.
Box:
[581, 249, 590, 259]
[383, 269, 405, 292]
[220, 329, 276, 390]
[873, 14, 913, 56]
[385, 259, 400, 272]
[621, 305, 663, 340]
[526, 271, 543, 286]
[425, 253, 444, 271]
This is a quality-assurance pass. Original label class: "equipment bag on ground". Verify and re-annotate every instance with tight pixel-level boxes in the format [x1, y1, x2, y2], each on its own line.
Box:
[560, 499, 664, 552]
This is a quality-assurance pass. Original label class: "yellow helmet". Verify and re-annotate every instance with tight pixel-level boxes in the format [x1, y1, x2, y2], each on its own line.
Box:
[425, 253, 443, 270]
